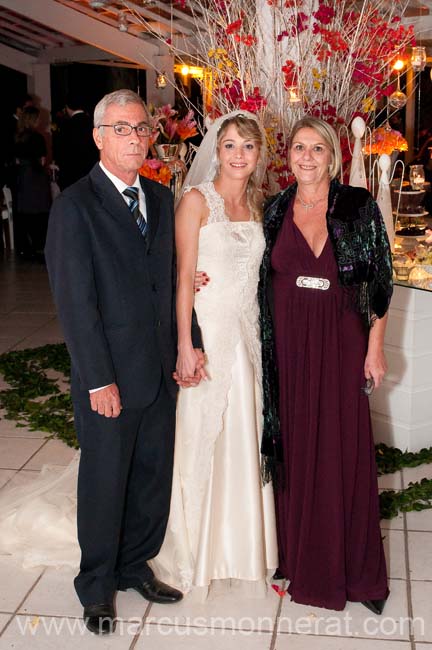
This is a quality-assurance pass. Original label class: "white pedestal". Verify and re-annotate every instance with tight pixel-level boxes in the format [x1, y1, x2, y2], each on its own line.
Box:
[370, 284, 432, 451]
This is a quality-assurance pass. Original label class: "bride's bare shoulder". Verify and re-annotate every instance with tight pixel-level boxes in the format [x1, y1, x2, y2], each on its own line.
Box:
[177, 187, 208, 221]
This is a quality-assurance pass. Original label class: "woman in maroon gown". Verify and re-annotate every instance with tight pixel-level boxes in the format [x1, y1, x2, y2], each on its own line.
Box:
[259, 117, 393, 614]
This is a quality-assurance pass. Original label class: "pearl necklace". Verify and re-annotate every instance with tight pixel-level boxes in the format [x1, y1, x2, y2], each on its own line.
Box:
[296, 192, 327, 210]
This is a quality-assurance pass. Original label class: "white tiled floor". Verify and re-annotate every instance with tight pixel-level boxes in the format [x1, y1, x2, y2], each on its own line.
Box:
[0, 254, 431, 649]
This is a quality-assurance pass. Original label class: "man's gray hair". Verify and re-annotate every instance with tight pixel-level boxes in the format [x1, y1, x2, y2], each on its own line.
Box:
[93, 89, 150, 128]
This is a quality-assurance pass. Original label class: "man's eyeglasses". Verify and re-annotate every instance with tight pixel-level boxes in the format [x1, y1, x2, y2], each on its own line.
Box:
[98, 123, 151, 137]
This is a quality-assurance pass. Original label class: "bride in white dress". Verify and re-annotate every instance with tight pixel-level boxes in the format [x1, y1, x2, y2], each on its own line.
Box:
[151, 111, 277, 595]
[0, 110, 277, 594]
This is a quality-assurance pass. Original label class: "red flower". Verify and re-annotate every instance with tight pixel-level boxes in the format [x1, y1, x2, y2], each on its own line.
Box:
[296, 11, 309, 33]
[282, 59, 298, 87]
[315, 28, 348, 53]
[352, 62, 383, 87]
[221, 79, 242, 104]
[242, 34, 256, 46]
[226, 15, 244, 35]
[313, 3, 335, 25]
[238, 87, 267, 112]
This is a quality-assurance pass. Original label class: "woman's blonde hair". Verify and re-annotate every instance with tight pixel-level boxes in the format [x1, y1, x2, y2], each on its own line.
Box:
[216, 114, 265, 221]
[289, 116, 342, 180]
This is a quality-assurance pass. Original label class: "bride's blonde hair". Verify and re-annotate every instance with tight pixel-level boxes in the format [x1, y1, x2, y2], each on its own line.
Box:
[215, 114, 265, 222]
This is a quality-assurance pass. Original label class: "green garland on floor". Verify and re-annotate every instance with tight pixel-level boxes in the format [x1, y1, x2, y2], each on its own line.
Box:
[0, 344, 431, 516]
[375, 443, 432, 475]
[0, 343, 77, 449]
[380, 479, 432, 520]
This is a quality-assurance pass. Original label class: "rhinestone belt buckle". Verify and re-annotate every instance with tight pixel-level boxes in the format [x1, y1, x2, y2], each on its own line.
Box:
[296, 276, 330, 290]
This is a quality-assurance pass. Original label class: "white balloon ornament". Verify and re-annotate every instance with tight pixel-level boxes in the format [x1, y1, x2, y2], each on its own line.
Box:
[349, 116, 367, 189]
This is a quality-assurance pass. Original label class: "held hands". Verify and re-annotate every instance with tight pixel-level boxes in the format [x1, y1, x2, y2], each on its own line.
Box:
[173, 346, 208, 388]
[89, 383, 122, 418]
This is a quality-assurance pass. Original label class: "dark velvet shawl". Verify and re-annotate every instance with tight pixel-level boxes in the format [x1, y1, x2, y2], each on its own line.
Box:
[259, 179, 393, 483]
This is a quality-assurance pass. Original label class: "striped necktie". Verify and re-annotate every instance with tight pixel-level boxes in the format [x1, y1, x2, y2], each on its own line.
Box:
[123, 186, 147, 237]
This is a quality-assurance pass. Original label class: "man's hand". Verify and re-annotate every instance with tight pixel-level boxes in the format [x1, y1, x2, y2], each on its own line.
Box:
[194, 348, 208, 381]
[89, 383, 122, 418]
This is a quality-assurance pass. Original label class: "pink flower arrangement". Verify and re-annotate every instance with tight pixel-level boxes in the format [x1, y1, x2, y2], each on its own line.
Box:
[363, 125, 408, 155]
[150, 105, 198, 145]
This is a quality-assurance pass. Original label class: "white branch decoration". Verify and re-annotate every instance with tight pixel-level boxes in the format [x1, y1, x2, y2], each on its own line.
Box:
[129, 0, 415, 189]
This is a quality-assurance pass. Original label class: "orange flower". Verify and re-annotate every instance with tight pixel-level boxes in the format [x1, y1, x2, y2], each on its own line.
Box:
[363, 126, 408, 155]
[139, 159, 172, 185]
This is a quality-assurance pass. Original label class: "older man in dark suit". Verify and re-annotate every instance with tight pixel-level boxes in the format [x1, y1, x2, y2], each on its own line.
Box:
[45, 89, 203, 635]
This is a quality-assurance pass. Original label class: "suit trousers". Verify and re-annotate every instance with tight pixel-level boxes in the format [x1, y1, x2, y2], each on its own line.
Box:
[73, 378, 176, 606]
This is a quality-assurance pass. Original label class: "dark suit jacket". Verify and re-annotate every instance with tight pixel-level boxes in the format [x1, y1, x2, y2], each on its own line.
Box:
[56, 112, 98, 190]
[45, 163, 201, 408]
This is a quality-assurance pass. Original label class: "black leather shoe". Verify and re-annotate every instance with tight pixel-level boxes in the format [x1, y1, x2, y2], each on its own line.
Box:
[83, 602, 116, 635]
[133, 578, 183, 604]
[362, 599, 386, 615]
[272, 568, 286, 580]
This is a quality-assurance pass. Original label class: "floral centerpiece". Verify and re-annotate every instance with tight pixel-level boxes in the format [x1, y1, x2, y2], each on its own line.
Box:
[139, 105, 198, 192]
[149, 104, 198, 145]
[139, 105, 198, 198]
[139, 158, 172, 185]
[133, 0, 415, 190]
[363, 124, 408, 155]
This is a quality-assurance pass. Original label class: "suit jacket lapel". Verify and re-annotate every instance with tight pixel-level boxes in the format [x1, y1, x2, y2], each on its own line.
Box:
[89, 164, 155, 246]
[89, 164, 139, 233]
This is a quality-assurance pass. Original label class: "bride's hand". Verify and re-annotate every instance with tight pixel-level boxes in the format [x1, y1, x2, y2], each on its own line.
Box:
[176, 344, 199, 381]
[194, 271, 209, 293]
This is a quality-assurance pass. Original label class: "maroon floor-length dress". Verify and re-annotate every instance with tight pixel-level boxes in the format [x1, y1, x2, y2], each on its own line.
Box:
[271, 202, 389, 611]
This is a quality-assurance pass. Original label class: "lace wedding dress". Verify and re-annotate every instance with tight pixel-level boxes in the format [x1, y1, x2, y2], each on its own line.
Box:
[0, 181, 277, 593]
[150, 182, 278, 595]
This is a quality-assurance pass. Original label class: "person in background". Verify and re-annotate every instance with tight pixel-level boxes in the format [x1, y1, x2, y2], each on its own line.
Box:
[259, 116, 393, 615]
[1, 93, 34, 185]
[56, 91, 98, 190]
[14, 105, 51, 259]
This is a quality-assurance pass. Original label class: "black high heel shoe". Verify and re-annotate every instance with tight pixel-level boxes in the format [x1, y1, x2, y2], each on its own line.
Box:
[272, 568, 286, 580]
[362, 599, 386, 615]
